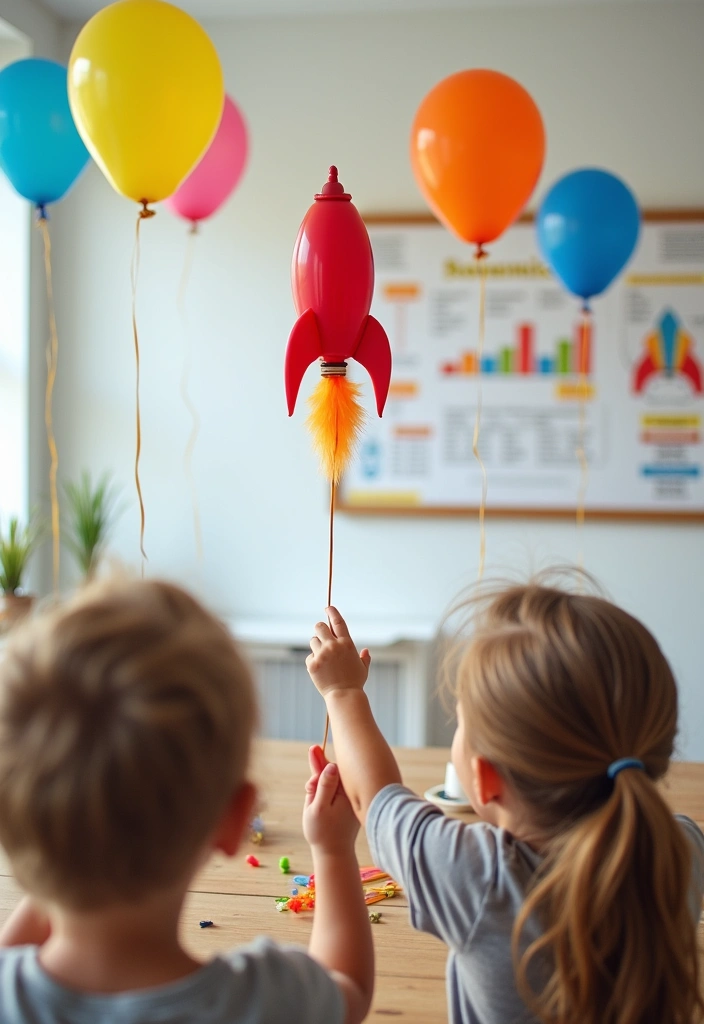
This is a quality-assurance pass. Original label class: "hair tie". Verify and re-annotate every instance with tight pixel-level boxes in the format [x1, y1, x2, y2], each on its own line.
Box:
[607, 757, 645, 780]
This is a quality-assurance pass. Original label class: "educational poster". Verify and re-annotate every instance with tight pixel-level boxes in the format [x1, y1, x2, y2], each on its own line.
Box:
[338, 215, 704, 517]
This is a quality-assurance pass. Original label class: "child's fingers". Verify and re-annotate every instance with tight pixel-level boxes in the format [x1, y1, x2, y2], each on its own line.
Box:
[313, 620, 334, 642]
[309, 744, 329, 775]
[312, 762, 339, 807]
[326, 606, 350, 638]
[304, 773, 318, 808]
[360, 648, 371, 670]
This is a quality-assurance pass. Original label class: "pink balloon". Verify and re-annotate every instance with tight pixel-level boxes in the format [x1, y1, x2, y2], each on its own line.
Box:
[165, 95, 248, 223]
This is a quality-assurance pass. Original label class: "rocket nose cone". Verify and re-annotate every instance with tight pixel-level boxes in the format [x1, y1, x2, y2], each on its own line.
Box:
[316, 165, 351, 200]
[320, 166, 345, 196]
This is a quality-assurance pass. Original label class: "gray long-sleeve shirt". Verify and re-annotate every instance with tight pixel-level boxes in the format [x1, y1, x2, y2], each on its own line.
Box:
[367, 783, 704, 1024]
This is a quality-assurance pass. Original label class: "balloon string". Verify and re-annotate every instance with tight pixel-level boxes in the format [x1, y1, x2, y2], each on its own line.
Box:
[472, 250, 488, 581]
[38, 214, 60, 592]
[130, 203, 155, 571]
[576, 307, 591, 575]
[177, 224, 204, 566]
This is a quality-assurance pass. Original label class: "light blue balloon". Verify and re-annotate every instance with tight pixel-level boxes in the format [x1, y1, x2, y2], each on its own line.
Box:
[536, 169, 640, 304]
[0, 58, 89, 211]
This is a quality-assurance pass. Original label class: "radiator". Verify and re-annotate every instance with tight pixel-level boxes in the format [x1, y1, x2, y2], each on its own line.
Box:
[243, 642, 429, 747]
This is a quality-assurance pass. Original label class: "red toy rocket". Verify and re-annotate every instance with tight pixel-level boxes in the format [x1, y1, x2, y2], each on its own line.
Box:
[286, 165, 391, 418]
[285, 167, 391, 751]
[285, 166, 392, 483]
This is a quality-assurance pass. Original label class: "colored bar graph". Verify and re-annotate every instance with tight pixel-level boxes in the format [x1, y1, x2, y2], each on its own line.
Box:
[574, 318, 592, 375]
[518, 323, 534, 373]
[557, 339, 572, 375]
[439, 320, 592, 379]
[461, 350, 477, 374]
[499, 347, 513, 373]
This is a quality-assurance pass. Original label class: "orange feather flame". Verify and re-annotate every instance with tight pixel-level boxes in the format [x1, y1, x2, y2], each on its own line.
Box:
[305, 376, 366, 484]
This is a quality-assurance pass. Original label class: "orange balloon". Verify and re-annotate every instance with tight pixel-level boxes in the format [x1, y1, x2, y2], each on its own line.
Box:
[410, 69, 546, 249]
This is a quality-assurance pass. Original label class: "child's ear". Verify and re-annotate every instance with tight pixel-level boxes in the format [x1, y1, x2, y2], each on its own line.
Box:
[213, 782, 257, 858]
[471, 756, 504, 807]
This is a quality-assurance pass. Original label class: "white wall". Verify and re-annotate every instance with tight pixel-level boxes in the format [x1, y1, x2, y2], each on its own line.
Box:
[52, 2, 704, 756]
[0, 0, 57, 50]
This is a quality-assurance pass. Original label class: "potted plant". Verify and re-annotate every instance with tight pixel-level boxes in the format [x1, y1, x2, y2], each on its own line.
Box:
[0, 514, 44, 632]
[64, 471, 120, 582]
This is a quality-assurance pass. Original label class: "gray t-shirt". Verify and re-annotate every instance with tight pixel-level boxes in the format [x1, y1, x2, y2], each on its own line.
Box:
[0, 936, 344, 1024]
[367, 783, 704, 1024]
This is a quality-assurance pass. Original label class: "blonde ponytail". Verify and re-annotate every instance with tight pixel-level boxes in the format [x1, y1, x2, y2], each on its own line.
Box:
[515, 768, 702, 1024]
[453, 578, 703, 1024]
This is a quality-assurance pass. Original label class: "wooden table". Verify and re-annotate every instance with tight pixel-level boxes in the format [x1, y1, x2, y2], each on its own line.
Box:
[0, 741, 701, 1022]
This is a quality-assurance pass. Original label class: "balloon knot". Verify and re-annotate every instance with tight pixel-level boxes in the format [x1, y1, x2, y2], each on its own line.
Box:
[475, 244, 488, 260]
[189, 221, 200, 236]
[36, 204, 49, 222]
[139, 201, 156, 220]
[582, 301, 592, 316]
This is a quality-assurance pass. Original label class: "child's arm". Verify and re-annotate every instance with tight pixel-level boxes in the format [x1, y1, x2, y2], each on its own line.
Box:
[0, 896, 51, 947]
[303, 746, 374, 1024]
[307, 608, 402, 823]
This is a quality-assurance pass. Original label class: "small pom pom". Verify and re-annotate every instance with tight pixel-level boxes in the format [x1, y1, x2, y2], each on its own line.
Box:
[246, 854, 260, 867]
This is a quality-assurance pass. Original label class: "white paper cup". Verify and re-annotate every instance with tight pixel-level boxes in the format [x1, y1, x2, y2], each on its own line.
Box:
[444, 762, 468, 802]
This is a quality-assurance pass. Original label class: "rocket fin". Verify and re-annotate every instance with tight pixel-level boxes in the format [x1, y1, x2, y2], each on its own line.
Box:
[285, 308, 322, 415]
[681, 353, 703, 394]
[633, 354, 656, 394]
[354, 315, 392, 416]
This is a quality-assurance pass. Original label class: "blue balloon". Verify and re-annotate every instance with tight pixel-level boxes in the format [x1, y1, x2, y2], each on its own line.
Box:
[0, 58, 89, 210]
[536, 169, 640, 303]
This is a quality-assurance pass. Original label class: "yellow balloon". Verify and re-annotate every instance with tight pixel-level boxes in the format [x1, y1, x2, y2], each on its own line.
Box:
[68, 0, 224, 205]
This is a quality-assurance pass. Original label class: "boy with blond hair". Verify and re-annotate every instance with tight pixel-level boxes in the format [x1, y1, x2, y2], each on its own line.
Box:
[0, 578, 373, 1024]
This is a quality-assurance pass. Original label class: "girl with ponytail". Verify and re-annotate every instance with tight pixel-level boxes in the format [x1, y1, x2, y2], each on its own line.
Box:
[306, 576, 704, 1024]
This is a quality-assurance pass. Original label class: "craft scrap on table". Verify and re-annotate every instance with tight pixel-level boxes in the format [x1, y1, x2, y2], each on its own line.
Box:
[274, 866, 401, 914]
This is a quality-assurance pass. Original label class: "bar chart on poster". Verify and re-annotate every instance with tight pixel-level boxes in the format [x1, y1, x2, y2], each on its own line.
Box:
[338, 214, 704, 518]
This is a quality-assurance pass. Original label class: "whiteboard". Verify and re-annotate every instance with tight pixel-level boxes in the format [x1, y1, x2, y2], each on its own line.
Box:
[338, 213, 704, 519]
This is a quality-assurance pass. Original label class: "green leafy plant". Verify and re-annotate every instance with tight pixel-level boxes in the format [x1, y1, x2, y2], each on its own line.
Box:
[64, 472, 120, 580]
[0, 515, 44, 595]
